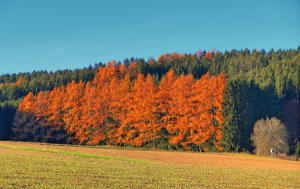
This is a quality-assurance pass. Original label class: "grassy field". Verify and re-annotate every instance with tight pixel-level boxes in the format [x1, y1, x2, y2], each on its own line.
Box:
[0, 141, 299, 188]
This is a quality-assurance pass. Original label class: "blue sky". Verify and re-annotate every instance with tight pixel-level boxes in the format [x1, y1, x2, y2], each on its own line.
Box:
[0, 0, 299, 75]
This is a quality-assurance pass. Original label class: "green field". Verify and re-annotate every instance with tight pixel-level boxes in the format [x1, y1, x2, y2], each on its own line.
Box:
[0, 141, 299, 188]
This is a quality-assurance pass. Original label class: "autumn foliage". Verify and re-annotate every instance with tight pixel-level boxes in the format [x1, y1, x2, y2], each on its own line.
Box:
[0, 76, 23, 88]
[14, 60, 226, 151]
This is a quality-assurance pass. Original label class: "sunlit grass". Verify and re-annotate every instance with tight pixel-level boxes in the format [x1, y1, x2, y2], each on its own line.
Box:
[0, 142, 299, 188]
[1, 145, 140, 162]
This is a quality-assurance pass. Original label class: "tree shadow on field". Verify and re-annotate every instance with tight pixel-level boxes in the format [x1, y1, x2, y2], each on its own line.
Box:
[10, 110, 77, 144]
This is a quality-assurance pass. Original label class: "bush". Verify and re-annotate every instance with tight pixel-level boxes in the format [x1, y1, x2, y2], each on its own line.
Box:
[251, 117, 289, 156]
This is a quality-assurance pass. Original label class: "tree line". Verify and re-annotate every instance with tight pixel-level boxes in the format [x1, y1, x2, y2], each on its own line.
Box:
[12, 62, 226, 151]
[0, 48, 299, 153]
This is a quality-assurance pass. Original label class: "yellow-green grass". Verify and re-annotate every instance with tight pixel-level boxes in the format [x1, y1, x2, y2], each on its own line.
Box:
[0, 141, 299, 188]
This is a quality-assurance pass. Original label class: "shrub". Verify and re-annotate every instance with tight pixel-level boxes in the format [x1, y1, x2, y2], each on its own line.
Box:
[251, 117, 289, 156]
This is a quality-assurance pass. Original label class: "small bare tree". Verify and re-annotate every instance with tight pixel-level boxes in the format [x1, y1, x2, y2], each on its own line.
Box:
[251, 117, 289, 156]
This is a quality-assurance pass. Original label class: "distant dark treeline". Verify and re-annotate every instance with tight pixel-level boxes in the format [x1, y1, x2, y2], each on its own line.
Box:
[0, 48, 299, 152]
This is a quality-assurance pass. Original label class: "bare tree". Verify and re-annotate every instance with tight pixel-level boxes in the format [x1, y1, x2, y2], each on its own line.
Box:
[251, 117, 289, 156]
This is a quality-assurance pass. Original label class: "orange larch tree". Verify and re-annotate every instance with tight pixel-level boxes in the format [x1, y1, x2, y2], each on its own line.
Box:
[157, 69, 176, 129]
[210, 73, 226, 150]
[128, 61, 139, 79]
[18, 92, 35, 113]
[205, 51, 212, 59]
[187, 72, 215, 150]
[33, 91, 50, 125]
[15, 76, 24, 85]
[62, 80, 85, 143]
[166, 74, 194, 149]
[47, 87, 65, 127]
[77, 81, 97, 144]
[186, 72, 226, 151]
[107, 73, 132, 146]
[122, 73, 145, 147]
[81, 63, 124, 145]
[129, 74, 159, 147]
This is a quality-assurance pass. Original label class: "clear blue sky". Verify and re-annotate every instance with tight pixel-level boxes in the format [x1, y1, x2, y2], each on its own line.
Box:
[0, 0, 299, 75]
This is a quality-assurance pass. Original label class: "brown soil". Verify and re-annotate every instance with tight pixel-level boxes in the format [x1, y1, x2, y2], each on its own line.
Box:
[1, 141, 300, 171]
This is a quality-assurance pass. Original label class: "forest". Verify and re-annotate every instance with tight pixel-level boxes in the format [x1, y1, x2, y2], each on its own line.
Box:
[0, 48, 299, 153]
